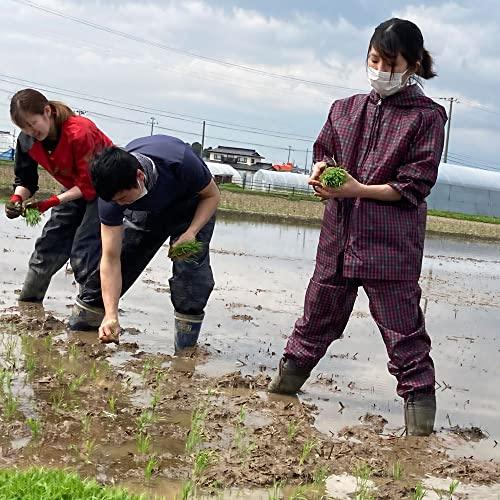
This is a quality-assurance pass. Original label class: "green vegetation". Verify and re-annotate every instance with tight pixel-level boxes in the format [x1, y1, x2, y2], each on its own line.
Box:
[24, 207, 42, 227]
[319, 166, 348, 188]
[0, 468, 143, 499]
[168, 240, 204, 261]
[220, 182, 317, 202]
[428, 209, 500, 225]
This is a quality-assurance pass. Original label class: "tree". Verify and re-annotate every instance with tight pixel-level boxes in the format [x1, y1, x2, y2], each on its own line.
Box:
[191, 142, 202, 158]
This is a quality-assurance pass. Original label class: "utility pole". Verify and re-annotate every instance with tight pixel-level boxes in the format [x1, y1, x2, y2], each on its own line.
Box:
[304, 147, 309, 174]
[149, 117, 158, 136]
[75, 109, 86, 116]
[441, 97, 458, 163]
[287, 145, 292, 163]
[201, 120, 206, 153]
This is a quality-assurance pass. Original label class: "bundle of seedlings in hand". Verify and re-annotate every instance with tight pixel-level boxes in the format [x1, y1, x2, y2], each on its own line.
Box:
[319, 166, 348, 189]
[168, 239, 204, 261]
[24, 207, 42, 227]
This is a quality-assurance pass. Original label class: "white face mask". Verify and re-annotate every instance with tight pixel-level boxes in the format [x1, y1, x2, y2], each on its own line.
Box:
[136, 178, 148, 201]
[367, 66, 409, 97]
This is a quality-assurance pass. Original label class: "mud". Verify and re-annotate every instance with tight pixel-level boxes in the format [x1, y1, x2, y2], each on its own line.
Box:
[0, 210, 499, 498]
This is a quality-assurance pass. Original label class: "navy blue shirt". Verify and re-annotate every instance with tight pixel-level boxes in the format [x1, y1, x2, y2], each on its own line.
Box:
[99, 135, 212, 226]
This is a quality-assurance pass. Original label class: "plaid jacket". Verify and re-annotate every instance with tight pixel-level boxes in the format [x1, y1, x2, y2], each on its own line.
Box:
[313, 84, 447, 280]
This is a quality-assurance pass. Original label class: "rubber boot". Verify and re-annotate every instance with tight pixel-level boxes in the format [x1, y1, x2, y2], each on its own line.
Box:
[404, 392, 436, 436]
[67, 298, 105, 331]
[268, 357, 311, 394]
[18, 269, 50, 302]
[174, 311, 204, 352]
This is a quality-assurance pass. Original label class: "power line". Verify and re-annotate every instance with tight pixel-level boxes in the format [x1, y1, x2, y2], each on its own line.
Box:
[0, 73, 316, 141]
[83, 108, 311, 153]
[11, 0, 365, 93]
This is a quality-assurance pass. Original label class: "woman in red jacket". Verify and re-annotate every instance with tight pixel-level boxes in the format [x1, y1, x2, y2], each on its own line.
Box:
[269, 19, 447, 436]
[5, 88, 112, 330]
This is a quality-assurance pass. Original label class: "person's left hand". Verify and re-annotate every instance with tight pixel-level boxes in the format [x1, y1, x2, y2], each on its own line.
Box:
[25, 194, 61, 214]
[170, 229, 197, 249]
[309, 172, 365, 200]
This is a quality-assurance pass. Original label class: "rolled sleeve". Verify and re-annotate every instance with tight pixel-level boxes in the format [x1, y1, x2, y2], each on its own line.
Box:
[388, 112, 445, 206]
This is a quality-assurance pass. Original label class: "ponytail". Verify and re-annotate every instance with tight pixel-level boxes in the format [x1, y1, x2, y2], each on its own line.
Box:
[418, 49, 437, 80]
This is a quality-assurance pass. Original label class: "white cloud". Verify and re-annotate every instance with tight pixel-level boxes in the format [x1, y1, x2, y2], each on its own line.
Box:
[0, 0, 498, 166]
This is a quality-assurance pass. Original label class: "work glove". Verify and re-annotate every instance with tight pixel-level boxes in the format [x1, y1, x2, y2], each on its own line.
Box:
[5, 194, 23, 219]
[25, 194, 61, 214]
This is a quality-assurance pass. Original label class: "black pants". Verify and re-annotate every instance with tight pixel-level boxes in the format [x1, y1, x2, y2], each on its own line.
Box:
[25, 198, 101, 304]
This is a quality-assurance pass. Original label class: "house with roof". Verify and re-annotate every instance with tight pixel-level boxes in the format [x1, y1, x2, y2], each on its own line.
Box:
[204, 145, 272, 183]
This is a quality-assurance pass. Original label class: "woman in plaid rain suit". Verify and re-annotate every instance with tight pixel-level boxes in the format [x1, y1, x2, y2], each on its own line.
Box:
[269, 18, 447, 436]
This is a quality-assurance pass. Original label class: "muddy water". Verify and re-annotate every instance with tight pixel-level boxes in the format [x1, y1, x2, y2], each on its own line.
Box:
[1, 211, 499, 466]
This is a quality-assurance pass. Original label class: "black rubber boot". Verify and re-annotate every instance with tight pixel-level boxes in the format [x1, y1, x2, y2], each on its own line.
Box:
[68, 298, 104, 331]
[404, 392, 436, 436]
[18, 270, 50, 302]
[268, 357, 311, 394]
[174, 311, 204, 352]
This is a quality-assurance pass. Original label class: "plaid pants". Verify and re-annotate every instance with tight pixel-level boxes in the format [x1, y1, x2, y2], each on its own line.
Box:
[284, 261, 435, 398]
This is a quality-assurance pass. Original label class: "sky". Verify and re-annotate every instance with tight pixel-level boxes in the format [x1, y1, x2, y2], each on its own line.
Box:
[0, 0, 498, 170]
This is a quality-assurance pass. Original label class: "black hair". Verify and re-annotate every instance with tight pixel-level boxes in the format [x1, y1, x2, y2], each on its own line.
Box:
[90, 146, 142, 201]
[367, 18, 437, 79]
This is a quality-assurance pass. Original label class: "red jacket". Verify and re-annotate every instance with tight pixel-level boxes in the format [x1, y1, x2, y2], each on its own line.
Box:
[17, 116, 112, 201]
[313, 84, 447, 280]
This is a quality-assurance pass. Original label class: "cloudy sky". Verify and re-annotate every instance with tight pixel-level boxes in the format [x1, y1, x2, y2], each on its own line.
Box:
[0, 0, 498, 170]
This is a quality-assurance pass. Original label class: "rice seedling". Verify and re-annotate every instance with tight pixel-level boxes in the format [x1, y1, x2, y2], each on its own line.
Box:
[319, 166, 348, 188]
[268, 480, 283, 500]
[412, 482, 427, 500]
[81, 414, 92, 435]
[193, 449, 216, 478]
[312, 466, 329, 485]
[68, 344, 78, 359]
[177, 480, 194, 500]
[287, 420, 299, 441]
[151, 389, 161, 411]
[23, 207, 42, 226]
[392, 460, 403, 480]
[136, 433, 152, 454]
[136, 410, 155, 434]
[68, 374, 86, 394]
[448, 479, 460, 496]
[3, 393, 19, 420]
[82, 438, 95, 464]
[289, 485, 308, 500]
[185, 407, 207, 454]
[299, 438, 318, 466]
[354, 462, 375, 500]
[89, 362, 98, 380]
[26, 417, 41, 439]
[144, 455, 158, 480]
[107, 395, 117, 414]
[168, 240, 204, 261]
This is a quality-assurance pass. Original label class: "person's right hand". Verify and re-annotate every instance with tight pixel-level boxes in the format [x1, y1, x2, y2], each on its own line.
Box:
[5, 194, 23, 219]
[309, 161, 327, 185]
[99, 316, 120, 344]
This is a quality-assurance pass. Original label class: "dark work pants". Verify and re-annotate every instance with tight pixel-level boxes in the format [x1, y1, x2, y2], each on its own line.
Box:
[24, 198, 101, 305]
[86, 200, 216, 315]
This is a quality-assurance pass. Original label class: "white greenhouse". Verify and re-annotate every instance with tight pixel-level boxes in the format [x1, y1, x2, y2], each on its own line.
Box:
[205, 161, 242, 184]
[252, 170, 314, 194]
[428, 162, 500, 217]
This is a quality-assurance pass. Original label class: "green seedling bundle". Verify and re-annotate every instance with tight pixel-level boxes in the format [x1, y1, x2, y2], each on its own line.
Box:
[168, 240, 204, 261]
[24, 207, 42, 227]
[319, 166, 348, 189]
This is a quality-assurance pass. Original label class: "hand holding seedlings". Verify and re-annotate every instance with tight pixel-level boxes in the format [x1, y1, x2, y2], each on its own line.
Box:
[99, 317, 120, 345]
[168, 237, 203, 261]
[309, 160, 363, 200]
